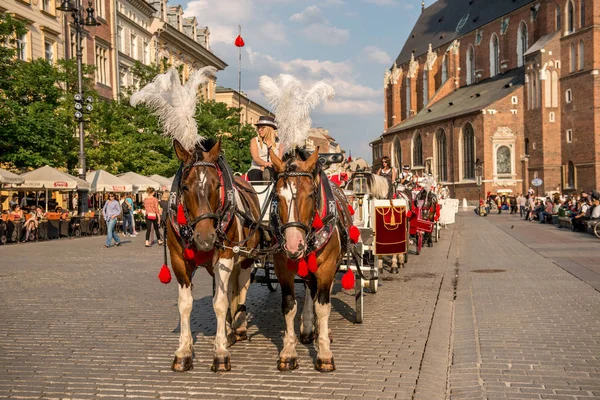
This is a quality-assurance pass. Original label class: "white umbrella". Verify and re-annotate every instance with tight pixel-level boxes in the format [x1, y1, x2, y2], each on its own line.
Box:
[86, 170, 133, 193]
[20, 165, 90, 191]
[147, 174, 173, 191]
[119, 172, 160, 193]
[0, 168, 24, 185]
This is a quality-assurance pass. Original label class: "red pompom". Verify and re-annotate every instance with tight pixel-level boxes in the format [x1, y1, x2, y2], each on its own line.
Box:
[341, 269, 355, 290]
[177, 204, 187, 225]
[158, 264, 172, 284]
[349, 225, 360, 244]
[297, 258, 308, 277]
[287, 259, 298, 272]
[348, 205, 355, 216]
[307, 252, 318, 273]
[406, 209, 412, 218]
[312, 212, 324, 229]
[183, 247, 195, 260]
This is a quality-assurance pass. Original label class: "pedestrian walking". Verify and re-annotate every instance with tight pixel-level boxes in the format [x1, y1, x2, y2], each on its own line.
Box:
[102, 193, 122, 248]
[121, 194, 136, 237]
[143, 187, 162, 247]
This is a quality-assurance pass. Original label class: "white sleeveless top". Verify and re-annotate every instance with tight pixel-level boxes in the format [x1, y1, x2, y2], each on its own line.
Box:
[250, 136, 279, 169]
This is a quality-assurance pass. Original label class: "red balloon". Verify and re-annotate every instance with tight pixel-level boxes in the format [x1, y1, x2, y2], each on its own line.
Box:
[234, 35, 245, 47]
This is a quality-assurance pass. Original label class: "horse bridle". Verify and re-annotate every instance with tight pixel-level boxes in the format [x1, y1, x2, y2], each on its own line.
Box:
[271, 170, 319, 246]
[179, 160, 225, 230]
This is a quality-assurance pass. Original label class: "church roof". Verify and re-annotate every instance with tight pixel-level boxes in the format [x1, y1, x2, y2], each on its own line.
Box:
[385, 66, 524, 135]
[524, 31, 559, 56]
[394, 0, 535, 67]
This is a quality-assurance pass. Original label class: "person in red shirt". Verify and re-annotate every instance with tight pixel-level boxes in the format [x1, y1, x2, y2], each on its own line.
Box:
[143, 187, 163, 247]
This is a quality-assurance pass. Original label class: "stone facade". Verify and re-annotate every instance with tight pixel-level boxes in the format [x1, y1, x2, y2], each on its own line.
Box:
[380, 0, 600, 199]
[215, 87, 273, 126]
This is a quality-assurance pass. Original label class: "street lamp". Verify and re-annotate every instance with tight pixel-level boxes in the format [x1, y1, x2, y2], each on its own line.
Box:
[57, 0, 99, 214]
[475, 159, 484, 216]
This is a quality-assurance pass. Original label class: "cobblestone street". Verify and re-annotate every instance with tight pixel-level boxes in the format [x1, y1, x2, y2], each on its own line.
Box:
[0, 211, 599, 399]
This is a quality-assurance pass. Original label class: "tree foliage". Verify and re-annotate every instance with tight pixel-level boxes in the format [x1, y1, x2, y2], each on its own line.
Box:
[0, 18, 255, 176]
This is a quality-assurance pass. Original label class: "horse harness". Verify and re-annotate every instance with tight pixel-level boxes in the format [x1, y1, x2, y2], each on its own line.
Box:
[169, 156, 261, 255]
[270, 169, 342, 256]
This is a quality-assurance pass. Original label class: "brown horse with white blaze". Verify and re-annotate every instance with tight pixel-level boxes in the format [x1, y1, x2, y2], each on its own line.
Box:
[168, 139, 261, 373]
[269, 148, 354, 372]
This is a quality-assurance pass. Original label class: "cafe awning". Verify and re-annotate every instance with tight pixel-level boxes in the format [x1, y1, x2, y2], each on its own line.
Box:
[19, 165, 90, 191]
[86, 170, 133, 193]
[0, 168, 24, 185]
[147, 174, 173, 191]
[119, 172, 160, 193]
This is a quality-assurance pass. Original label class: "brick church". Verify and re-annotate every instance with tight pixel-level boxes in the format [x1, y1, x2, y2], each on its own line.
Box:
[374, 0, 599, 200]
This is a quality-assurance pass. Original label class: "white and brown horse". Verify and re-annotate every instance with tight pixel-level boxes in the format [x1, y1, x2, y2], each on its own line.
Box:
[269, 148, 355, 372]
[167, 139, 261, 372]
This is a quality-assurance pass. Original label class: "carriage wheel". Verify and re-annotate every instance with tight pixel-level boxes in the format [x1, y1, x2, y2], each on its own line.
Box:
[0, 234, 6, 245]
[73, 228, 81, 237]
[91, 226, 99, 236]
[265, 262, 279, 292]
[594, 222, 600, 239]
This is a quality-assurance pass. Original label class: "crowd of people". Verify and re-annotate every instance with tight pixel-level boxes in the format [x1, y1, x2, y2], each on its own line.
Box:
[480, 189, 600, 233]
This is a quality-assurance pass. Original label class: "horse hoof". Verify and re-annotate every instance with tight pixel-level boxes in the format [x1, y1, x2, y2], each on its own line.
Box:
[171, 356, 193, 372]
[300, 332, 314, 344]
[227, 331, 248, 346]
[315, 357, 336, 372]
[211, 356, 231, 372]
[277, 357, 299, 371]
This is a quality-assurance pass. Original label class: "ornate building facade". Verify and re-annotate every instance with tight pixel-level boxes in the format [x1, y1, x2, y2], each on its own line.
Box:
[379, 0, 599, 200]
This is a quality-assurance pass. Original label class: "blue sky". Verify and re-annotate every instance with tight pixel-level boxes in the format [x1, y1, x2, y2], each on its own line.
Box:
[179, 0, 434, 161]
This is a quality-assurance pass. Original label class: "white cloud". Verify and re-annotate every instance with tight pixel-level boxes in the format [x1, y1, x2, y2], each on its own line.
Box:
[185, 0, 253, 44]
[362, 0, 399, 5]
[321, 0, 346, 6]
[259, 21, 289, 44]
[290, 5, 350, 46]
[361, 46, 392, 65]
[322, 100, 381, 115]
[290, 5, 326, 24]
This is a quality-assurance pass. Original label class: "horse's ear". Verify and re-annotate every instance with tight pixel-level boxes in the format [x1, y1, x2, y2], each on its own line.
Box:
[270, 149, 285, 173]
[304, 146, 320, 172]
[174, 140, 192, 164]
[205, 138, 221, 161]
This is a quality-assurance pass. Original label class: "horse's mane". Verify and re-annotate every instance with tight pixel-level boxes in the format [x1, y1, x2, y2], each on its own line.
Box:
[367, 174, 391, 200]
[191, 137, 218, 161]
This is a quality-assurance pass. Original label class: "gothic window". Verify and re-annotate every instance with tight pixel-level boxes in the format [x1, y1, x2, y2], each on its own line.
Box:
[567, 160, 575, 188]
[551, 70, 559, 107]
[517, 21, 528, 67]
[405, 76, 411, 117]
[413, 132, 423, 166]
[579, 40, 584, 70]
[496, 146, 512, 175]
[545, 72, 552, 107]
[441, 55, 448, 84]
[555, 5, 561, 31]
[570, 42, 576, 72]
[566, 0, 574, 33]
[393, 136, 402, 167]
[423, 70, 429, 107]
[463, 123, 475, 179]
[466, 45, 475, 85]
[489, 33, 499, 77]
[532, 72, 537, 109]
[580, 0, 585, 27]
[524, 138, 530, 155]
[436, 129, 448, 181]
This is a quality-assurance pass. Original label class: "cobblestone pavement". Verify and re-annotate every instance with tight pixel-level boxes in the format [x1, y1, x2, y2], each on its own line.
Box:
[0, 223, 455, 400]
[1, 212, 599, 400]
[450, 212, 600, 400]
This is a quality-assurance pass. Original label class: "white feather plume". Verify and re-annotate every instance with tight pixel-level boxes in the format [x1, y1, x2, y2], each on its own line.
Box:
[259, 74, 334, 154]
[130, 66, 217, 152]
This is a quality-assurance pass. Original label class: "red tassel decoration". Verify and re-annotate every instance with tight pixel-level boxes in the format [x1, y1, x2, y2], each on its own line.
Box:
[287, 259, 298, 272]
[158, 264, 172, 284]
[347, 205, 355, 216]
[183, 247, 195, 260]
[234, 35, 245, 47]
[297, 258, 308, 277]
[307, 252, 318, 273]
[349, 225, 360, 244]
[312, 212, 324, 229]
[177, 204, 187, 225]
[341, 269, 355, 290]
